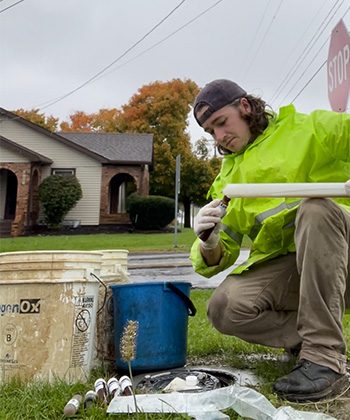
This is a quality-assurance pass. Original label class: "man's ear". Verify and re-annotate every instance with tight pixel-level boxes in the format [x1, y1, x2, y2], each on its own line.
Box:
[240, 97, 252, 115]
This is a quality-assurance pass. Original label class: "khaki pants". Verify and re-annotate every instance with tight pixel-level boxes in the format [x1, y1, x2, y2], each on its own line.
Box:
[207, 198, 350, 374]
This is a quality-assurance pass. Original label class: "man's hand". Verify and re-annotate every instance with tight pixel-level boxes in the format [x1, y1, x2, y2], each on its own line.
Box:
[194, 199, 223, 250]
[345, 180, 350, 196]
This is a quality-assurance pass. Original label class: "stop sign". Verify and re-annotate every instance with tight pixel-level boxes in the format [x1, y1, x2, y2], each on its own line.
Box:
[327, 19, 350, 112]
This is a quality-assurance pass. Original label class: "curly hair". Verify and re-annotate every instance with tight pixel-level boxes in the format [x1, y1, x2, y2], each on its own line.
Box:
[217, 95, 274, 155]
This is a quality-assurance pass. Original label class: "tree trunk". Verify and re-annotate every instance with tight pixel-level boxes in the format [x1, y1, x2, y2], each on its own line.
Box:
[182, 197, 192, 228]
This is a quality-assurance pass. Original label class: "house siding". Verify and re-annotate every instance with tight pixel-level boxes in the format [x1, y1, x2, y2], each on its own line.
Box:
[0, 147, 30, 163]
[0, 118, 102, 225]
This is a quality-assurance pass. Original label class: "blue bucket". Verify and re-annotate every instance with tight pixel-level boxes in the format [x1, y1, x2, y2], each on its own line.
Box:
[110, 281, 196, 372]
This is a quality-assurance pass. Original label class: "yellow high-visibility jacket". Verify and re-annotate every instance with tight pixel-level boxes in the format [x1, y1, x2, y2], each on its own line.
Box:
[190, 105, 350, 277]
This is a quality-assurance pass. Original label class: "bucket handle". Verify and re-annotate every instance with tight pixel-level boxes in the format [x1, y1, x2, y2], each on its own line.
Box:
[165, 282, 197, 317]
[90, 272, 107, 315]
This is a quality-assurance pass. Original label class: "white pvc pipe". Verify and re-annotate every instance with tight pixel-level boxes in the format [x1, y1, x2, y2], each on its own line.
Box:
[223, 183, 347, 198]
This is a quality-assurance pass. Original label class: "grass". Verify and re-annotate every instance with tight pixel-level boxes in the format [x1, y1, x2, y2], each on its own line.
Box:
[0, 228, 253, 253]
[0, 231, 349, 419]
[0, 229, 197, 253]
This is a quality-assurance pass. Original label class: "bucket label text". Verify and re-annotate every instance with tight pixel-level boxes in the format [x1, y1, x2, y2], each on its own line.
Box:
[3, 323, 17, 345]
[1, 299, 41, 316]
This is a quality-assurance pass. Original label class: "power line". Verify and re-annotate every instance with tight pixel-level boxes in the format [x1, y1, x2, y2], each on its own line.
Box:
[277, 36, 330, 107]
[276, 3, 350, 107]
[269, 0, 345, 105]
[35, 0, 225, 110]
[0, 0, 25, 13]
[38, 0, 187, 111]
[242, 0, 285, 81]
[291, 60, 326, 103]
[238, 0, 273, 79]
[91, 0, 225, 86]
[267, 0, 329, 103]
[291, 4, 350, 104]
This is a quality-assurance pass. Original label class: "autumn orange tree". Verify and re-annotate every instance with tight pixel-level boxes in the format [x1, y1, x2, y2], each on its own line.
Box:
[12, 109, 59, 132]
[60, 111, 95, 132]
[116, 79, 198, 195]
[59, 108, 122, 132]
[115, 78, 222, 226]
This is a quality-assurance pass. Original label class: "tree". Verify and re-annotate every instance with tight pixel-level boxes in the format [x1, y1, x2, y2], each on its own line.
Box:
[116, 79, 199, 198]
[193, 136, 217, 159]
[59, 111, 95, 132]
[116, 79, 199, 218]
[180, 149, 222, 227]
[38, 175, 83, 227]
[91, 108, 122, 132]
[12, 109, 59, 132]
[59, 108, 123, 132]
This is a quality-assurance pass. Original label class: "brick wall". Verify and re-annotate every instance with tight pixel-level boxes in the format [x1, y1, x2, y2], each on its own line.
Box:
[100, 165, 150, 224]
[0, 162, 31, 236]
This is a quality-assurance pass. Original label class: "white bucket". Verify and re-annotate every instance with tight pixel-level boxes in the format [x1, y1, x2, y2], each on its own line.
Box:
[100, 249, 129, 276]
[95, 249, 130, 367]
[0, 251, 102, 383]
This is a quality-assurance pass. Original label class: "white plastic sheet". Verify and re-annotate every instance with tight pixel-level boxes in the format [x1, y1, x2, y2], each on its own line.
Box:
[106, 384, 336, 420]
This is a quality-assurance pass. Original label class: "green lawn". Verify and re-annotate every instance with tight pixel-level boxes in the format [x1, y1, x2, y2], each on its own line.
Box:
[0, 228, 197, 253]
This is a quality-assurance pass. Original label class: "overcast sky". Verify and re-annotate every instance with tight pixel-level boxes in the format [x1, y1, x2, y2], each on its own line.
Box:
[1, 0, 349, 142]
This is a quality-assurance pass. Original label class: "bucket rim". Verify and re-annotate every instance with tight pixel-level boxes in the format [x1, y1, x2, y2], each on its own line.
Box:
[0, 278, 100, 284]
[0, 250, 104, 256]
[109, 281, 192, 289]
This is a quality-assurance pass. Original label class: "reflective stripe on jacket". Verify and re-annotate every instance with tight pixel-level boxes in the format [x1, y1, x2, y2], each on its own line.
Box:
[190, 104, 350, 278]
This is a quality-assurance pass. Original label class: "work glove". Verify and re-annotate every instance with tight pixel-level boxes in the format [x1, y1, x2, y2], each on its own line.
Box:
[194, 199, 225, 250]
[345, 179, 350, 196]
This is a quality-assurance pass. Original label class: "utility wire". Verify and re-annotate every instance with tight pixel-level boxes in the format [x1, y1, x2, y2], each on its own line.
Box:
[242, 0, 285, 81]
[238, 0, 273, 80]
[0, 0, 25, 13]
[35, 0, 225, 110]
[291, 60, 326, 103]
[268, 0, 328, 103]
[90, 0, 225, 86]
[38, 0, 187, 111]
[292, 2, 350, 106]
[276, 3, 350, 107]
[269, 0, 344, 104]
[277, 36, 330, 107]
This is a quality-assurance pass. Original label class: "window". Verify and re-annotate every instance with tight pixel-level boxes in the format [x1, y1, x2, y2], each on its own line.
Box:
[51, 168, 76, 176]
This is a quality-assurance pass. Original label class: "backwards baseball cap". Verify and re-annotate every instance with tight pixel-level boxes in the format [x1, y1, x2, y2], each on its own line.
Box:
[193, 79, 247, 126]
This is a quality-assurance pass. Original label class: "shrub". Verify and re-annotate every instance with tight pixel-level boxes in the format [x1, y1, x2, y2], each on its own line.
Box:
[38, 174, 83, 227]
[127, 194, 175, 230]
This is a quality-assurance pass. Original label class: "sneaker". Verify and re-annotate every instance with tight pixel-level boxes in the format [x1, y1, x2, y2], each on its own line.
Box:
[273, 359, 349, 402]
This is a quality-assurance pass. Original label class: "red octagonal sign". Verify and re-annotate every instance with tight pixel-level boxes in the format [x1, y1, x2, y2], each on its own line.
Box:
[327, 19, 350, 112]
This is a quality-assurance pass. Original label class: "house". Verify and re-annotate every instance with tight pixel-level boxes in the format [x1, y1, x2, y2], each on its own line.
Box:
[0, 108, 154, 237]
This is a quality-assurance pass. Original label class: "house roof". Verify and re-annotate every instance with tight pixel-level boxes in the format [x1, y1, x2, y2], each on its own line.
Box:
[58, 132, 153, 165]
[0, 135, 53, 164]
[0, 108, 154, 165]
